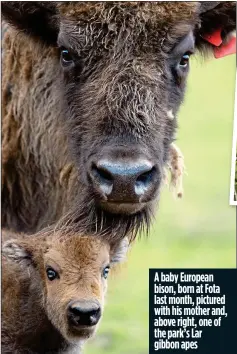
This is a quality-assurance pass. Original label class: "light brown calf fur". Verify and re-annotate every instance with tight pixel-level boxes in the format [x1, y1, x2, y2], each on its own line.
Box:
[1, 229, 128, 354]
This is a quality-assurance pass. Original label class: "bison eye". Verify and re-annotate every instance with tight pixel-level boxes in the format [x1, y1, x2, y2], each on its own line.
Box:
[102, 266, 110, 279]
[46, 266, 59, 281]
[179, 52, 191, 68]
[60, 47, 74, 66]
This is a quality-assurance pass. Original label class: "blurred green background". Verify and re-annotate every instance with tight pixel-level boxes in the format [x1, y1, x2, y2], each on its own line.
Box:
[85, 55, 236, 354]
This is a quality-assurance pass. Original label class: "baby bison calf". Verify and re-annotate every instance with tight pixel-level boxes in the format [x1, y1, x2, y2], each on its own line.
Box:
[2, 230, 128, 354]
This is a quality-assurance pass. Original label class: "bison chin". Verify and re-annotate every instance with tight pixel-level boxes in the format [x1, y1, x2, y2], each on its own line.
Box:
[63, 189, 157, 241]
[99, 201, 147, 215]
[94, 203, 155, 241]
[66, 326, 96, 342]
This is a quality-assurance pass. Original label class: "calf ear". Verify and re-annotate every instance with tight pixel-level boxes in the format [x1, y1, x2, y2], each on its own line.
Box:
[1, 1, 59, 45]
[2, 239, 33, 266]
[110, 238, 130, 265]
[196, 2, 236, 57]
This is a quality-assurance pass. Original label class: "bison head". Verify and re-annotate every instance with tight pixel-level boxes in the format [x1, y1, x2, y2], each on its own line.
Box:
[2, 231, 128, 343]
[2, 1, 236, 238]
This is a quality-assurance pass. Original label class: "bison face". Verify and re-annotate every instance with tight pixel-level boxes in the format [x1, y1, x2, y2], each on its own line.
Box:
[2, 234, 128, 344]
[58, 22, 194, 216]
[42, 237, 111, 342]
[56, 5, 198, 218]
[2, 1, 236, 235]
[42, 236, 128, 342]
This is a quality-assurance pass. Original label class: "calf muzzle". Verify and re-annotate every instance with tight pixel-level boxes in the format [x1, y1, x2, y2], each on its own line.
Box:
[67, 300, 101, 328]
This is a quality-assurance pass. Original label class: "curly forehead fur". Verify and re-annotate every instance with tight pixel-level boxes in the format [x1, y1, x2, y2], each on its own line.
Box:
[57, 2, 199, 53]
[58, 2, 199, 25]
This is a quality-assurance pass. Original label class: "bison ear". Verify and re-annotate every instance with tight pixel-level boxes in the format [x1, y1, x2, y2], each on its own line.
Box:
[2, 239, 33, 266]
[1, 1, 59, 45]
[196, 2, 236, 57]
[110, 238, 130, 265]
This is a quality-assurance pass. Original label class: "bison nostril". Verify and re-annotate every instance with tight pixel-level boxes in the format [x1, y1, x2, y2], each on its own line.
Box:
[135, 166, 157, 196]
[87, 309, 101, 325]
[91, 164, 113, 195]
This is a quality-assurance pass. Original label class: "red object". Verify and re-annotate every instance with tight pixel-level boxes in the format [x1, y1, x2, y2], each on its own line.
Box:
[202, 28, 222, 46]
[202, 28, 236, 59]
[213, 36, 236, 58]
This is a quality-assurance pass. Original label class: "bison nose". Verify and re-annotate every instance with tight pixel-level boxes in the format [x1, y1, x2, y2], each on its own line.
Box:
[89, 159, 159, 203]
[68, 301, 101, 327]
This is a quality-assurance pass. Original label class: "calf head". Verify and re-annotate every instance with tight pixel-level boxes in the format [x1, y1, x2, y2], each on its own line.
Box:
[2, 2, 236, 236]
[2, 233, 128, 342]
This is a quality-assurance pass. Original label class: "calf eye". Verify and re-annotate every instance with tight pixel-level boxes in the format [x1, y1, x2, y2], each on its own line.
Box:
[179, 52, 191, 68]
[60, 47, 74, 66]
[46, 266, 59, 281]
[102, 266, 110, 279]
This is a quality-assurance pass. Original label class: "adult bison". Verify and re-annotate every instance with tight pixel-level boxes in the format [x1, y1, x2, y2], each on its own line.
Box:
[2, 2, 236, 241]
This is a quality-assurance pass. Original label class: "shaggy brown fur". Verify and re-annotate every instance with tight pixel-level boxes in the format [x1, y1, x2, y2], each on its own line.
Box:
[1, 229, 128, 353]
[2, 2, 236, 241]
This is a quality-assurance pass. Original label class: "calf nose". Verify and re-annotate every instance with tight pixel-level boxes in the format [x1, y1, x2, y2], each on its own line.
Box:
[68, 301, 101, 327]
[89, 159, 159, 203]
